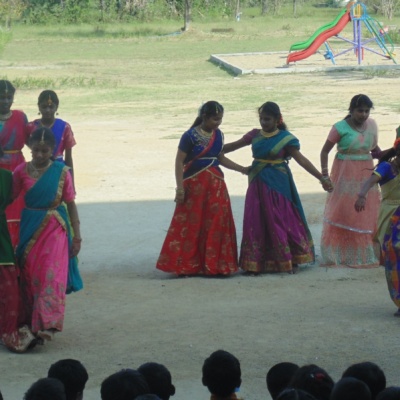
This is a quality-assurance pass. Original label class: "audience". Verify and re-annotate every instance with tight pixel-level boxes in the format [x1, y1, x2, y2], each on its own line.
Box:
[48, 359, 89, 400]
[267, 362, 300, 400]
[202, 350, 241, 399]
[330, 377, 372, 400]
[3, 356, 398, 400]
[342, 362, 386, 400]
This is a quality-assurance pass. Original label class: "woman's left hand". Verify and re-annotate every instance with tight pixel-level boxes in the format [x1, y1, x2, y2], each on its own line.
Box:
[354, 197, 366, 212]
[70, 238, 82, 257]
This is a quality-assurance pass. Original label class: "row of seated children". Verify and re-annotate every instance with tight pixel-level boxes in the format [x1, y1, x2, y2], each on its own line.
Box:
[1, 351, 400, 400]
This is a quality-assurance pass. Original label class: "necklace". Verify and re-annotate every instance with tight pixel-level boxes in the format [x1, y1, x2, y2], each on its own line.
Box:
[261, 128, 279, 138]
[40, 119, 55, 129]
[0, 111, 12, 121]
[349, 119, 367, 133]
[29, 160, 52, 179]
[198, 127, 213, 138]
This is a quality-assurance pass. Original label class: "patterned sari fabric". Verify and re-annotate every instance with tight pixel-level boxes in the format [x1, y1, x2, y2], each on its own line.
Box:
[0, 110, 29, 247]
[14, 161, 82, 334]
[239, 129, 314, 273]
[375, 164, 400, 309]
[321, 119, 380, 268]
[0, 169, 20, 349]
[26, 118, 76, 163]
[156, 128, 238, 276]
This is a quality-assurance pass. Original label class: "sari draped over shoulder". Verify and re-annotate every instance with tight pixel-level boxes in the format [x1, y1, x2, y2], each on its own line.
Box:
[16, 161, 82, 334]
[240, 130, 314, 273]
[321, 118, 380, 268]
[156, 127, 238, 276]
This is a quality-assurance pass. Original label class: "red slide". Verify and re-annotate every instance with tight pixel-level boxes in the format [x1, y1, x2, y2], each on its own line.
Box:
[286, 10, 351, 64]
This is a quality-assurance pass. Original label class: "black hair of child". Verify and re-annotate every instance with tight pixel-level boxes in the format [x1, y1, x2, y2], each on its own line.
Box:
[48, 359, 89, 400]
[38, 90, 59, 106]
[289, 364, 334, 400]
[24, 378, 66, 400]
[202, 350, 241, 398]
[276, 388, 316, 400]
[343, 94, 374, 120]
[376, 387, 400, 400]
[342, 362, 386, 400]
[138, 362, 175, 400]
[258, 101, 288, 131]
[0, 80, 16, 95]
[28, 127, 56, 150]
[267, 362, 300, 400]
[135, 395, 162, 400]
[330, 377, 372, 400]
[100, 369, 150, 400]
[190, 101, 224, 129]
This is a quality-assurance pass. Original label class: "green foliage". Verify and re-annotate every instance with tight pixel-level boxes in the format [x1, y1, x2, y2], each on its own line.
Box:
[0, 31, 12, 54]
[0, 76, 98, 89]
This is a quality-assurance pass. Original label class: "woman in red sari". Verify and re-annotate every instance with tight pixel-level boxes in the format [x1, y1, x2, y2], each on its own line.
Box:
[0, 80, 29, 247]
[156, 101, 248, 276]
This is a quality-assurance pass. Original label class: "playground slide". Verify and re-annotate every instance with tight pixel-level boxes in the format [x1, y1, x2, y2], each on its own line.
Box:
[287, 10, 351, 64]
[290, 8, 347, 52]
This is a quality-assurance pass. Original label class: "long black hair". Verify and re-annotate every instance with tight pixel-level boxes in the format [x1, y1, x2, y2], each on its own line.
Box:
[258, 101, 288, 131]
[344, 94, 373, 120]
[191, 101, 224, 128]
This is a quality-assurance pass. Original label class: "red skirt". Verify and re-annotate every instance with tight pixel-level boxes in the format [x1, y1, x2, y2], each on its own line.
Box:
[157, 168, 238, 276]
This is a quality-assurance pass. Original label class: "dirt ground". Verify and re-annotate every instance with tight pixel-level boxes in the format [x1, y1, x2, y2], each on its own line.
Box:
[1, 60, 400, 400]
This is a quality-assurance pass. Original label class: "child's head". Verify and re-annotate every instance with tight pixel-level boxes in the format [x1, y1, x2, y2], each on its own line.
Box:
[38, 90, 59, 120]
[342, 362, 386, 400]
[202, 350, 241, 398]
[258, 101, 287, 131]
[266, 362, 300, 400]
[28, 127, 56, 149]
[348, 94, 373, 113]
[48, 359, 89, 400]
[191, 101, 224, 130]
[276, 388, 316, 400]
[376, 387, 400, 400]
[138, 362, 175, 400]
[289, 364, 334, 400]
[100, 369, 149, 400]
[330, 377, 372, 400]
[0, 80, 16, 115]
[24, 378, 66, 400]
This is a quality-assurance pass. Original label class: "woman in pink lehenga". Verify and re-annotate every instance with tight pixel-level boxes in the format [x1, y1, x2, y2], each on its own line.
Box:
[14, 127, 82, 346]
[320, 94, 381, 268]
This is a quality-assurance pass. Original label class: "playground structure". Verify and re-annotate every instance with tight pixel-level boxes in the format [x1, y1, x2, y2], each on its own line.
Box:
[287, 1, 396, 65]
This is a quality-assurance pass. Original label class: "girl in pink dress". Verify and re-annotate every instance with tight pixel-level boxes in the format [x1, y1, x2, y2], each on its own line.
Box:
[0, 80, 29, 247]
[14, 127, 82, 344]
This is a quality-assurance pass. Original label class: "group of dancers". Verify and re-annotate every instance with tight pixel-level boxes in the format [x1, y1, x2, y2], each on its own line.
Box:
[156, 95, 400, 316]
[0, 80, 82, 353]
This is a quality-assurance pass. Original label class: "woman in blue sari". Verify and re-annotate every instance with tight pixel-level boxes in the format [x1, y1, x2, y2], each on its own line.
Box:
[14, 128, 82, 344]
[224, 102, 332, 274]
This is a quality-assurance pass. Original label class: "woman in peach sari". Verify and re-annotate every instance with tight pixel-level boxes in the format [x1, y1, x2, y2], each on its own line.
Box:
[320, 94, 381, 268]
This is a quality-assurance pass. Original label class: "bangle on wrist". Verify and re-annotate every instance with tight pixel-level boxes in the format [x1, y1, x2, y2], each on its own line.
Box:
[175, 188, 185, 193]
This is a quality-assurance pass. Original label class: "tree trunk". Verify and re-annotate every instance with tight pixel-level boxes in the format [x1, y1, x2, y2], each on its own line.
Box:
[235, 0, 240, 19]
[261, 0, 268, 14]
[293, 0, 297, 16]
[183, 0, 191, 31]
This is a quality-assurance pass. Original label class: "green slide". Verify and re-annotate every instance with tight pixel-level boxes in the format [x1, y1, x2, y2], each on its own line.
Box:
[289, 8, 348, 52]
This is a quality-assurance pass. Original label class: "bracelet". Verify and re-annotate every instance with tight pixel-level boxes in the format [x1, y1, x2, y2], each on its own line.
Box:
[73, 237, 82, 243]
[319, 176, 330, 183]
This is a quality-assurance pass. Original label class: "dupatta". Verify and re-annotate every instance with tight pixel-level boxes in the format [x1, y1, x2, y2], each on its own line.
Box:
[16, 161, 83, 293]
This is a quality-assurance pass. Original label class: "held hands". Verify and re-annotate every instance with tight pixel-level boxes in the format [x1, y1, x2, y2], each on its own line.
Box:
[320, 176, 334, 192]
[354, 195, 366, 212]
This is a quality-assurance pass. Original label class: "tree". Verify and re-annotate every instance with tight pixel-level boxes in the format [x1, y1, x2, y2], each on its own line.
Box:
[261, 0, 268, 14]
[182, 0, 191, 31]
[0, 0, 26, 28]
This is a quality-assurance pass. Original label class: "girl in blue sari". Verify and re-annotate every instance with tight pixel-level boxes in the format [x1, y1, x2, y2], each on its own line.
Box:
[224, 102, 332, 274]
